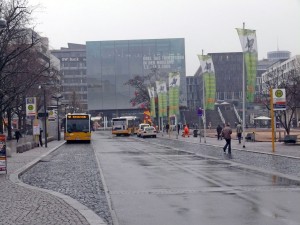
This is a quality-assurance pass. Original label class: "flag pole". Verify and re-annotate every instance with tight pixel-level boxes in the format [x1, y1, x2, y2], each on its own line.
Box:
[242, 22, 246, 148]
[202, 49, 207, 143]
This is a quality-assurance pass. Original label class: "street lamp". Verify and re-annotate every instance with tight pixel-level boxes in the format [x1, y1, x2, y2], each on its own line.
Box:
[61, 103, 69, 115]
[39, 85, 48, 148]
[52, 94, 63, 141]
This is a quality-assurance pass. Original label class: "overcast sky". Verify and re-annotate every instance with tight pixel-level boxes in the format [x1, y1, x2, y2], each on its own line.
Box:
[29, 0, 300, 76]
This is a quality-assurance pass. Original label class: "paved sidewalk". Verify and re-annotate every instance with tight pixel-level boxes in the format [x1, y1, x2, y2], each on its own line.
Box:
[0, 137, 106, 225]
[159, 130, 300, 159]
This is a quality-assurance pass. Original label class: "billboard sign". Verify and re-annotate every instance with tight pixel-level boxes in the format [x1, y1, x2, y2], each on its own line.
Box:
[273, 89, 286, 111]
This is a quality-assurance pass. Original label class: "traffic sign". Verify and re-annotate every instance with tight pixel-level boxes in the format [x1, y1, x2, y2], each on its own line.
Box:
[197, 108, 203, 116]
[26, 97, 37, 116]
[273, 89, 286, 111]
[38, 112, 49, 118]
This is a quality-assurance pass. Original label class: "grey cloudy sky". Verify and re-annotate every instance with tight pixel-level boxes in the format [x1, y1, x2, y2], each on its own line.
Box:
[29, 0, 300, 75]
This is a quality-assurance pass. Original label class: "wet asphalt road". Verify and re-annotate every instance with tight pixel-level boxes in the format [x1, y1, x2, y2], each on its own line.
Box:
[21, 131, 300, 225]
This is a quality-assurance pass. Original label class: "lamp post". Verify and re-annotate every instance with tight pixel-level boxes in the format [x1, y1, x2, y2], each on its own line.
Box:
[52, 95, 63, 141]
[0, 18, 6, 134]
[38, 85, 48, 148]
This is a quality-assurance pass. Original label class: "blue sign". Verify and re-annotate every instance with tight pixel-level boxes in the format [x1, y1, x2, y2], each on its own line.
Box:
[197, 108, 203, 116]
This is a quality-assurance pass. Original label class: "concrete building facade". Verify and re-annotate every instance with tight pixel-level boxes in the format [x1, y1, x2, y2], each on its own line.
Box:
[86, 38, 187, 119]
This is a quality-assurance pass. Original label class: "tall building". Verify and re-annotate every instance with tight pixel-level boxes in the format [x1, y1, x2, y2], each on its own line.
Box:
[86, 38, 187, 119]
[51, 43, 87, 112]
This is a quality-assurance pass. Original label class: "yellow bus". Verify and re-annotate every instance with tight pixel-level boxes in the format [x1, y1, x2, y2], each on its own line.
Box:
[112, 116, 140, 136]
[64, 113, 92, 143]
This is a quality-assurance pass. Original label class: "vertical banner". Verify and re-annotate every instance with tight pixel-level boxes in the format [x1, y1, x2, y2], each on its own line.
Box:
[156, 81, 168, 117]
[236, 28, 258, 102]
[148, 87, 156, 118]
[168, 72, 180, 116]
[197, 55, 216, 110]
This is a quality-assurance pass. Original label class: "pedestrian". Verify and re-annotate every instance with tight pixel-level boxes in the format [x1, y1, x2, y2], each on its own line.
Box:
[14, 130, 21, 143]
[166, 123, 170, 134]
[221, 122, 232, 154]
[39, 128, 43, 147]
[236, 122, 243, 144]
[216, 124, 222, 140]
[177, 123, 180, 135]
[183, 124, 190, 137]
[208, 121, 212, 130]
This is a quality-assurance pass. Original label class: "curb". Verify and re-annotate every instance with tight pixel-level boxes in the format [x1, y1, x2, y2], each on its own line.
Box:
[9, 142, 107, 225]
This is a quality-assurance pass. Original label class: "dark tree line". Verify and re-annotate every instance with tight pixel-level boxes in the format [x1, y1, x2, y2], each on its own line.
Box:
[0, 0, 60, 139]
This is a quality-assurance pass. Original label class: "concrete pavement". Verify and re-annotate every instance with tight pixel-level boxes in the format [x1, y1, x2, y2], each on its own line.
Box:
[159, 130, 300, 159]
[0, 131, 299, 225]
[0, 135, 106, 225]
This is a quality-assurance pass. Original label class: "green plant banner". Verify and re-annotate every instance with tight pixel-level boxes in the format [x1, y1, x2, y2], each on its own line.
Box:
[168, 72, 180, 116]
[155, 81, 167, 117]
[197, 55, 216, 110]
[148, 87, 156, 118]
[236, 28, 258, 102]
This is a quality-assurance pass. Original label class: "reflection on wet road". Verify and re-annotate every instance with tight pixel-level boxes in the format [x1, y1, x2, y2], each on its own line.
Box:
[94, 133, 300, 225]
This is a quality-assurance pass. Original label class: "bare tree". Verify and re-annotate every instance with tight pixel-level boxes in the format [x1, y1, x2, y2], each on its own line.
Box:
[124, 68, 167, 109]
[260, 57, 300, 134]
[0, 0, 59, 138]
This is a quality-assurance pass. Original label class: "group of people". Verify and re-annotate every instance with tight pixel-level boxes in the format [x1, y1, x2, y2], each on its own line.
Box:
[165, 123, 190, 137]
[216, 122, 243, 154]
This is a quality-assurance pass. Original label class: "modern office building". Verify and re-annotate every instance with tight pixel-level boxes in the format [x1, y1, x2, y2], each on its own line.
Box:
[86, 38, 187, 119]
[51, 43, 88, 113]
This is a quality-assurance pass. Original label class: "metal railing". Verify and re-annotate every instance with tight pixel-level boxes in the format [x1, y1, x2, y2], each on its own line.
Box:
[217, 107, 225, 124]
[233, 105, 242, 123]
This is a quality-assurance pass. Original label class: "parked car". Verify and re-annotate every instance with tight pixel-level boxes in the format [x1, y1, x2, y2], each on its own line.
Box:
[137, 123, 150, 137]
[141, 126, 157, 138]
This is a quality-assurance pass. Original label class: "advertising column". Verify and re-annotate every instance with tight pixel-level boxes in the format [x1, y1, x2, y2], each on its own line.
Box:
[0, 134, 7, 174]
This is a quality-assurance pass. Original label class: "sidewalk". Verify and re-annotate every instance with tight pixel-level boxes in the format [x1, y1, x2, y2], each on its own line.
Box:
[159, 130, 300, 159]
[0, 136, 106, 225]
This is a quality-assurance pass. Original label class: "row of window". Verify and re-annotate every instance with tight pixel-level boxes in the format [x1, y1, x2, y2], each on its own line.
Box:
[63, 69, 86, 75]
[63, 86, 87, 92]
[63, 78, 87, 83]
[62, 61, 86, 68]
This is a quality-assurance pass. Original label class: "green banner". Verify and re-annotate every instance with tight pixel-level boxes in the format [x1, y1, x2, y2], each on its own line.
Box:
[148, 87, 156, 118]
[156, 81, 167, 117]
[236, 28, 258, 102]
[197, 55, 216, 110]
[168, 72, 180, 116]
[203, 73, 216, 110]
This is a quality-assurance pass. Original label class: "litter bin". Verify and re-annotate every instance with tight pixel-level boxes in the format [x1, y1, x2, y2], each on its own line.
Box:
[193, 129, 198, 137]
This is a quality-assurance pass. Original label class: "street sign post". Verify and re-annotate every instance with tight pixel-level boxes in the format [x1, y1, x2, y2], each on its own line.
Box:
[197, 108, 203, 142]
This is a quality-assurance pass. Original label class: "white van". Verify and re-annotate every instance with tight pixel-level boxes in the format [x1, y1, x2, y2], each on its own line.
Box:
[137, 123, 150, 137]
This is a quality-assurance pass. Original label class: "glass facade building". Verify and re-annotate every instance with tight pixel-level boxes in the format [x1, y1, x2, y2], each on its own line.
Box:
[86, 38, 187, 118]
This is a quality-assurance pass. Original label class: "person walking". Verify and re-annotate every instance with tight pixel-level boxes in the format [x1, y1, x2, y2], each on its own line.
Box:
[39, 128, 43, 147]
[216, 124, 222, 140]
[177, 123, 180, 135]
[221, 123, 232, 154]
[166, 123, 170, 134]
[14, 130, 21, 143]
[236, 122, 243, 144]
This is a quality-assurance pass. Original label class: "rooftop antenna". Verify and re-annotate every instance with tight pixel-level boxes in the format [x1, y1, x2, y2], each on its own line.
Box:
[277, 36, 279, 51]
